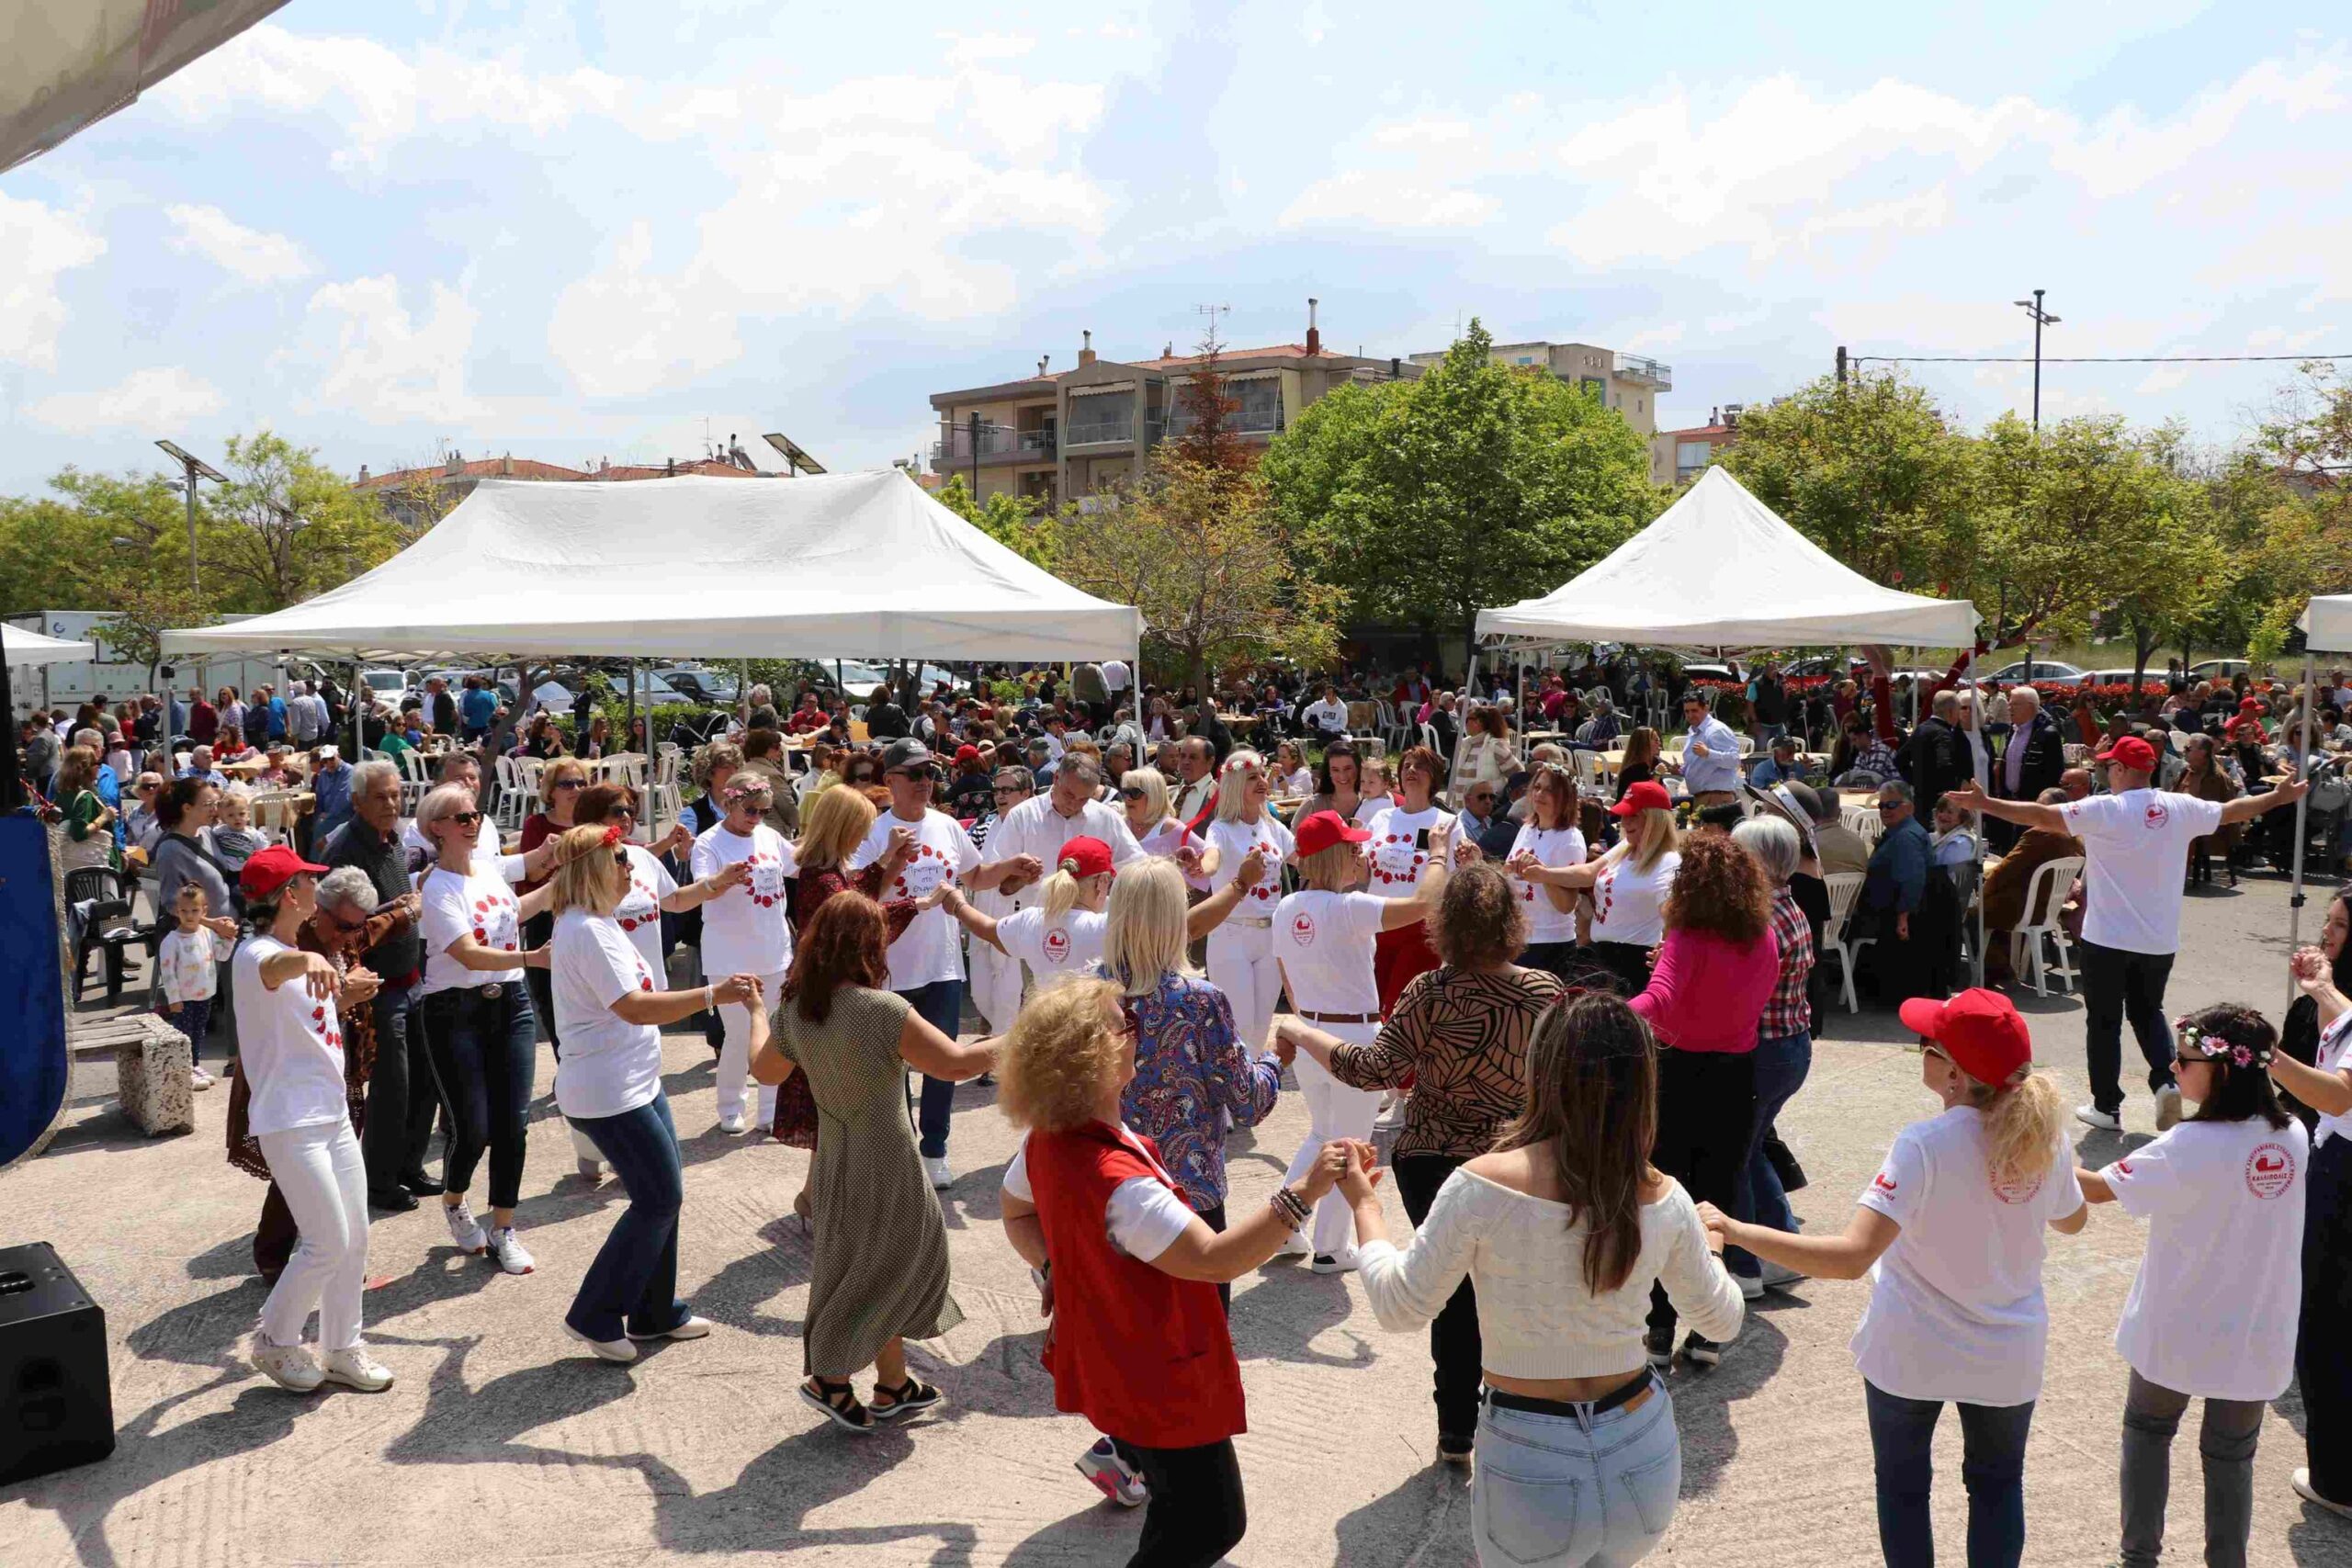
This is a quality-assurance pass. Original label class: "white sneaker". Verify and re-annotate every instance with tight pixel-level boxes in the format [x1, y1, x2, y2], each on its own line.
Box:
[1273, 1230, 1312, 1258]
[566, 1325, 639, 1363]
[320, 1348, 395, 1392]
[254, 1337, 324, 1393]
[189, 1066, 216, 1090]
[575, 1156, 604, 1182]
[924, 1156, 955, 1190]
[628, 1314, 713, 1343]
[1309, 1247, 1359, 1275]
[718, 1112, 748, 1135]
[2293, 1466, 2352, 1519]
[2154, 1085, 2183, 1131]
[487, 1226, 535, 1275]
[444, 1199, 487, 1254]
[2075, 1104, 2122, 1132]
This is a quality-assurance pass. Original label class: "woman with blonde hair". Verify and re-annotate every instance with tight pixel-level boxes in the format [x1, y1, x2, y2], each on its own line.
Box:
[1272, 739, 1314, 798]
[994, 977, 1351, 1559]
[545, 822, 758, 1360]
[1119, 767, 1190, 860]
[1196, 750, 1295, 1055]
[1705, 988, 2086, 1567]
[789, 784, 918, 940]
[942, 834, 1114, 984]
[1548, 779, 1681, 995]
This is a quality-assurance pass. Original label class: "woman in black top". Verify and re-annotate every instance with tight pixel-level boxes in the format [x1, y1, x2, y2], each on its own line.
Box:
[2280, 888, 2352, 1131]
[1613, 727, 1661, 804]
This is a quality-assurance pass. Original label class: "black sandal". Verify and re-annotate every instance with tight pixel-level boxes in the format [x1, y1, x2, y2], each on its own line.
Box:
[870, 1376, 943, 1421]
[799, 1376, 874, 1432]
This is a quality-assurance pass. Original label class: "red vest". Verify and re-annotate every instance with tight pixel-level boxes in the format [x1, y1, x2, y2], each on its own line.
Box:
[1026, 1122, 1246, 1450]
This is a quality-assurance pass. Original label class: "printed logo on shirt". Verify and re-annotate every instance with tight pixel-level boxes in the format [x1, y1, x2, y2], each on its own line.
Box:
[2143, 800, 2169, 830]
[2246, 1142, 2297, 1200]
[637, 958, 655, 993]
[469, 884, 521, 952]
[897, 840, 950, 900]
[1371, 831, 1427, 886]
[741, 849, 785, 908]
[1871, 1171, 1897, 1194]
[1288, 910, 1318, 947]
[1594, 869, 1616, 927]
[2116, 1159, 2135, 1175]
[1992, 1169, 2046, 1206]
[619, 876, 660, 932]
[1043, 926, 1071, 964]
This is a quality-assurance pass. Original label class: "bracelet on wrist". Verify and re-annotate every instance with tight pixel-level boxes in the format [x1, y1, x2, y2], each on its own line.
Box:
[1269, 1186, 1311, 1229]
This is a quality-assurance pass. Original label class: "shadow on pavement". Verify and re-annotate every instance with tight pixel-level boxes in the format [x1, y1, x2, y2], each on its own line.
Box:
[1332, 1460, 1476, 1568]
[1230, 1265, 1374, 1371]
[1671, 1313, 1790, 1498]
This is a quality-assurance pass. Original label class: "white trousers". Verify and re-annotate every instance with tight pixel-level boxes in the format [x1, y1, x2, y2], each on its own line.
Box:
[969, 929, 1026, 1035]
[716, 968, 787, 1124]
[1206, 921, 1283, 1055]
[1282, 1049, 1382, 1256]
[257, 1120, 368, 1353]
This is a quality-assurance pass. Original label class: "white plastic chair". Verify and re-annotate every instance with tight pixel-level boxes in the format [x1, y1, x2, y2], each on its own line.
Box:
[1820, 871, 1871, 1013]
[2007, 855, 2084, 998]
[492, 755, 530, 833]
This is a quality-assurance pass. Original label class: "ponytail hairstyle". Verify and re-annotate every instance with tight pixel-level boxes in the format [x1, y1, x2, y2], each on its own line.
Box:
[2178, 1004, 2290, 1130]
[1041, 859, 1085, 921]
[1958, 1060, 2067, 1192]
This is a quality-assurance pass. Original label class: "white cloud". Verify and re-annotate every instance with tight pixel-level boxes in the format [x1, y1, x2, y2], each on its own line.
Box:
[0, 192, 106, 370]
[279, 275, 482, 423]
[27, 367, 225, 434]
[1279, 171, 1499, 231]
[164, 204, 311, 285]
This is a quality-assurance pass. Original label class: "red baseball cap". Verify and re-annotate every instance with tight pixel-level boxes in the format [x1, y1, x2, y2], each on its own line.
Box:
[954, 743, 981, 764]
[1899, 987, 2032, 1085]
[1055, 835, 1114, 879]
[1293, 808, 1371, 859]
[2237, 696, 2265, 714]
[1610, 779, 1673, 818]
[239, 843, 328, 900]
[2095, 735, 2158, 772]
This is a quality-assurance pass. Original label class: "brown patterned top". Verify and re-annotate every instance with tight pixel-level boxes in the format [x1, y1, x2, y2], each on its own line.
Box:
[225, 908, 401, 1180]
[1329, 964, 1565, 1161]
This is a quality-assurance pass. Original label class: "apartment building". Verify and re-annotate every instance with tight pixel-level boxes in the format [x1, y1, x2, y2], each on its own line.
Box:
[353, 444, 776, 529]
[927, 301, 1419, 505]
[1649, 405, 1746, 488]
[1406, 337, 1670, 438]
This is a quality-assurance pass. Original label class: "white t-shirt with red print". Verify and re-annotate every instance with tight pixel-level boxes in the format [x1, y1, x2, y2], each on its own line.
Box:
[692, 821, 797, 978]
[849, 807, 981, 991]
[1507, 824, 1588, 944]
[1591, 849, 1679, 949]
[232, 934, 349, 1137]
[1363, 805, 1448, 896]
[2059, 788, 2225, 955]
[1272, 888, 1385, 1018]
[2101, 1115, 2308, 1400]
[418, 855, 528, 996]
[1851, 1105, 2085, 1405]
[612, 842, 680, 982]
[550, 908, 665, 1120]
[998, 907, 1109, 981]
[1204, 816, 1293, 923]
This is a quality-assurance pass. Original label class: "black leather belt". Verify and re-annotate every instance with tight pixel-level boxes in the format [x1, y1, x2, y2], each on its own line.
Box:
[1301, 1010, 1379, 1025]
[1483, 1369, 1655, 1419]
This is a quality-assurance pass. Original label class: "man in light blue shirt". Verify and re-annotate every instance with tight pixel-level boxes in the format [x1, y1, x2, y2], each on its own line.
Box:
[1679, 690, 1744, 800]
[1749, 733, 1804, 788]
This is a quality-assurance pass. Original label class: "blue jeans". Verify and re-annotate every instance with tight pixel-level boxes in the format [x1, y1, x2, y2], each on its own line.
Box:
[1473, 1381, 1680, 1567]
[1728, 1029, 1813, 1277]
[896, 979, 963, 1159]
[568, 1093, 688, 1342]
[420, 984, 538, 1210]
[1864, 1381, 2034, 1568]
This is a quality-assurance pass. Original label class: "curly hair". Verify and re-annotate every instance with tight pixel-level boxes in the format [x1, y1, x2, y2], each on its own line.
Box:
[1429, 862, 1526, 967]
[1660, 832, 1770, 945]
[780, 892, 890, 1025]
[997, 976, 1125, 1134]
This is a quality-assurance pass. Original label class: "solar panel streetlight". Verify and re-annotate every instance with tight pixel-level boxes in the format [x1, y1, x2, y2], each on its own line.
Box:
[155, 439, 228, 595]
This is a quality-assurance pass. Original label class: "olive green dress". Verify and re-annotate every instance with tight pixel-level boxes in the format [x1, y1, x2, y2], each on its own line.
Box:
[778, 987, 963, 1376]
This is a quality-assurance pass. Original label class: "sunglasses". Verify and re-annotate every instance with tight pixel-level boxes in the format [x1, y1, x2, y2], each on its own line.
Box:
[2173, 1053, 2213, 1071]
[1118, 786, 1148, 800]
[322, 908, 368, 935]
[605, 805, 638, 820]
[1877, 802, 1903, 813]
[449, 810, 483, 826]
[1117, 998, 1140, 1039]
[552, 778, 583, 792]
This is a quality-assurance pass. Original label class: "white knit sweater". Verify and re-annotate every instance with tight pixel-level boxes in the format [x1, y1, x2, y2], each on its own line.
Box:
[1358, 1168, 1745, 1376]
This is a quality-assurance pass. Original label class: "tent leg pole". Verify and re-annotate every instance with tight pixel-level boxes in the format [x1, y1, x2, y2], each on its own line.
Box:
[2289, 652, 2316, 1012]
[628, 659, 639, 773]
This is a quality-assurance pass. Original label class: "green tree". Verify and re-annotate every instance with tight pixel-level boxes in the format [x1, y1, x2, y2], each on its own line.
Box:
[206, 431, 405, 613]
[1263, 319, 1659, 669]
[93, 580, 214, 690]
[930, 471, 1055, 570]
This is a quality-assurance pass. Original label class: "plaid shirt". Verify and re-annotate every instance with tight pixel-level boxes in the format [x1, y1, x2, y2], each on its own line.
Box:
[1759, 886, 1816, 1041]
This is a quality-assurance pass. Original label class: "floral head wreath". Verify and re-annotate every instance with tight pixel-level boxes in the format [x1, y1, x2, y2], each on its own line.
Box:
[720, 774, 772, 804]
[600, 823, 626, 849]
[2176, 1015, 2270, 1070]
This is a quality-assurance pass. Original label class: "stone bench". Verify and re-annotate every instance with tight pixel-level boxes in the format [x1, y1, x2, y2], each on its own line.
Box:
[68, 1014, 195, 1136]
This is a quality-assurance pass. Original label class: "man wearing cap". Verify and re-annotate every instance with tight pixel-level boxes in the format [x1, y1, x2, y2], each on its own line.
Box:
[1951, 736, 2306, 1132]
[1678, 690, 1743, 805]
[1750, 734, 1804, 789]
[847, 737, 1029, 1189]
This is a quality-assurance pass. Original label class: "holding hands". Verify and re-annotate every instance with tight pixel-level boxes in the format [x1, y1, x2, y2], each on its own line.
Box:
[662, 821, 695, 857]
[1297, 1140, 1358, 1203]
[1234, 842, 1272, 888]
[1335, 1139, 1385, 1205]
[1691, 1201, 1735, 1257]
[709, 858, 752, 892]
[883, 825, 917, 875]
[339, 965, 382, 1010]
[712, 972, 762, 1007]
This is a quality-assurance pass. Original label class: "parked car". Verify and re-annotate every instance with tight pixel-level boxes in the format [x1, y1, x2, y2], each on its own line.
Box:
[1985, 660, 2086, 683]
[2190, 658, 2250, 680]
[650, 664, 738, 705]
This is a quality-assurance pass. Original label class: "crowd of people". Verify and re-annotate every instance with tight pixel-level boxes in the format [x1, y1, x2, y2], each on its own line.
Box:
[24, 647, 2352, 1568]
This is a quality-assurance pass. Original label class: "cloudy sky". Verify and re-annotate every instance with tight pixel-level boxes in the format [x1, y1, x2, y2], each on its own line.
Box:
[1, 1, 2346, 495]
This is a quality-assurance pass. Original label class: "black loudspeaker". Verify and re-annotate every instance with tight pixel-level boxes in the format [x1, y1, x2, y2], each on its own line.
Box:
[0, 1242, 114, 1484]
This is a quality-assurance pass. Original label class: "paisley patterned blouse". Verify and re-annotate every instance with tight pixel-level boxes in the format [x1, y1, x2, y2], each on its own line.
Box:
[1106, 969, 1281, 1210]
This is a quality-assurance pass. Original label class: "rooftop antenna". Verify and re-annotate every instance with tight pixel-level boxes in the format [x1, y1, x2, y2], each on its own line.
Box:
[1195, 303, 1228, 349]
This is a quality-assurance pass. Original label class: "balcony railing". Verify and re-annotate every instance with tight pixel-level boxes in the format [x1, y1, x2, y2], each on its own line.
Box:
[1063, 418, 1136, 447]
[1612, 353, 1672, 389]
[1165, 406, 1284, 437]
[931, 424, 1057, 467]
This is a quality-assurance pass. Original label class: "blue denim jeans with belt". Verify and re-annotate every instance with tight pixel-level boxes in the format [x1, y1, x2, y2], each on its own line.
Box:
[1472, 1379, 1681, 1567]
[567, 1092, 689, 1343]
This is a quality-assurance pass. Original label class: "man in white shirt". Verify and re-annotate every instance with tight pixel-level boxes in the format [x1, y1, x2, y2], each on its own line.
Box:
[1102, 658, 1132, 708]
[288, 681, 322, 746]
[1679, 690, 1743, 802]
[1951, 735, 2306, 1133]
[1169, 735, 1218, 826]
[1302, 683, 1350, 743]
[984, 758, 1142, 896]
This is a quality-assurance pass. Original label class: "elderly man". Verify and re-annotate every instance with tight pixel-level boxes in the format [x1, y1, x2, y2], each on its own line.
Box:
[179, 744, 229, 788]
[1169, 734, 1218, 826]
[1807, 784, 1872, 876]
[309, 746, 353, 848]
[1583, 690, 1622, 749]
[1952, 734, 2307, 1133]
[2059, 766, 2094, 801]
[1859, 782, 1931, 942]
[1988, 684, 2067, 852]
[1980, 786, 2085, 986]
[320, 761, 433, 1211]
[981, 751, 1144, 996]
[1897, 689, 1970, 817]
[1679, 689, 1743, 804]
[225, 864, 392, 1274]
[285, 681, 321, 746]
[1750, 734, 1804, 788]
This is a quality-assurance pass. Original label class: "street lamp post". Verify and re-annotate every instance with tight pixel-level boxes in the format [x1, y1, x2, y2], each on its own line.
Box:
[2012, 289, 2060, 431]
[154, 439, 228, 595]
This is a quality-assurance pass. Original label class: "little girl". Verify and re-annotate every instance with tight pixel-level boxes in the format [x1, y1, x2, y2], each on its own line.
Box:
[2075, 1003, 2306, 1568]
[159, 884, 233, 1090]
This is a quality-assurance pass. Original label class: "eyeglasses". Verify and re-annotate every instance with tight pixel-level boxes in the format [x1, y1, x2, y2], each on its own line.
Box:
[552, 778, 583, 792]
[1118, 786, 1148, 800]
[322, 908, 368, 935]
[449, 810, 483, 826]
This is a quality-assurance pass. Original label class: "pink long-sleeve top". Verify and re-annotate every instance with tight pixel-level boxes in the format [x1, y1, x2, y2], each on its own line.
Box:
[1629, 926, 1781, 1054]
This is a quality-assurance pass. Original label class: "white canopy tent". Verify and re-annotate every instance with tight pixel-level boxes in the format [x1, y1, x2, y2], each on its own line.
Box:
[2302, 594, 2352, 656]
[160, 471, 1140, 663]
[1476, 466, 1979, 649]
[3, 625, 96, 667]
[2282, 594, 2352, 974]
